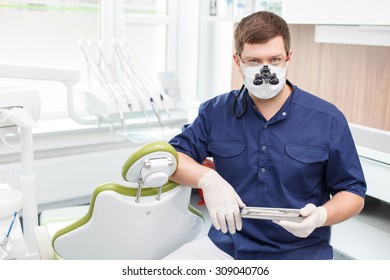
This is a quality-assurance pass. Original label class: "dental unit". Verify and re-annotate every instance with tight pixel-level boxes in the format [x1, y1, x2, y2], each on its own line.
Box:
[78, 38, 174, 133]
[0, 87, 41, 259]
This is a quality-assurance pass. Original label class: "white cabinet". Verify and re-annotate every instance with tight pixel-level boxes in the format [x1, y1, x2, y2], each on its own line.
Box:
[330, 124, 390, 259]
[331, 197, 390, 260]
[282, 1, 390, 47]
[282, 0, 390, 25]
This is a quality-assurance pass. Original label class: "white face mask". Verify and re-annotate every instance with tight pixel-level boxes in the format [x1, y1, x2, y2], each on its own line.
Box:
[242, 63, 288, 99]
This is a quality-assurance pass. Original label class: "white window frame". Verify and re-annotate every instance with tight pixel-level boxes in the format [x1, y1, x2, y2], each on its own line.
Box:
[100, 0, 178, 72]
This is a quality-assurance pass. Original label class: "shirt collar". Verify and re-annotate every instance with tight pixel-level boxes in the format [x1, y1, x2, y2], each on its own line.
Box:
[246, 79, 296, 124]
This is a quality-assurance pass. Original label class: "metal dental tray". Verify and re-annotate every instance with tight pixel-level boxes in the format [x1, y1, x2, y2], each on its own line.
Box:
[241, 206, 303, 223]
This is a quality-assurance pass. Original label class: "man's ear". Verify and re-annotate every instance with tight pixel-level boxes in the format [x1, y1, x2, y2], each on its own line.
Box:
[233, 53, 242, 75]
[286, 50, 293, 62]
[233, 53, 241, 67]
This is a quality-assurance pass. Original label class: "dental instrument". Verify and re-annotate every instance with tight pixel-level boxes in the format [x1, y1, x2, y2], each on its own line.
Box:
[77, 38, 176, 132]
[85, 39, 129, 116]
[117, 39, 165, 127]
[1, 212, 17, 250]
[93, 40, 134, 113]
[120, 39, 171, 118]
[79, 39, 128, 133]
[241, 206, 303, 222]
[110, 40, 150, 124]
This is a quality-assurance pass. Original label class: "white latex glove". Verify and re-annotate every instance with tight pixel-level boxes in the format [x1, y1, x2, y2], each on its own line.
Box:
[273, 203, 327, 238]
[198, 170, 246, 234]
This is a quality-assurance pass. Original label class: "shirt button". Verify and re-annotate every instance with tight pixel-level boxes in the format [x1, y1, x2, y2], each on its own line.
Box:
[262, 145, 267, 150]
[282, 112, 287, 116]
[260, 168, 266, 173]
[263, 124, 268, 128]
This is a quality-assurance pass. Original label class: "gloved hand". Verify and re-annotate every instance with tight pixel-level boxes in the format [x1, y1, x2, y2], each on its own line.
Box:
[198, 170, 246, 234]
[273, 203, 327, 238]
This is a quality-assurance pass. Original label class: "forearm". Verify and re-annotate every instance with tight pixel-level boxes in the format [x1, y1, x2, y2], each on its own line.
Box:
[322, 191, 365, 226]
[169, 152, 211, 188]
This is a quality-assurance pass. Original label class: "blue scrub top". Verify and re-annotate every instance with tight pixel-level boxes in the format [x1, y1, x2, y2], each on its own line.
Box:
[169, 81, 366, 260]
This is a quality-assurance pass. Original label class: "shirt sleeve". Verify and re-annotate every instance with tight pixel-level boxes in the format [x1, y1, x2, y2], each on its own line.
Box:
[325, 117, 367, 198]
[169, 101, 212, 164]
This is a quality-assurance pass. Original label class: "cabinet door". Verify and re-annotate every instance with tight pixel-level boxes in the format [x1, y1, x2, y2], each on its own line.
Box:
[282, 0, 390, 25]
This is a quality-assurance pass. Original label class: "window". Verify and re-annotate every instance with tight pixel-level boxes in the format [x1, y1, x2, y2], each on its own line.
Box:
[0, 0, 177, 122]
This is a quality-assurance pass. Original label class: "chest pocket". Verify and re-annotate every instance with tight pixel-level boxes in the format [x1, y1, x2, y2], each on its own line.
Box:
[208, 141, 246, 178]
[283, 144, 329, 191]
[285, 145, 329, 163]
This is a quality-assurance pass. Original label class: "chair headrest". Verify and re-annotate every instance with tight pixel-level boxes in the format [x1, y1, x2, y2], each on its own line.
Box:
[121, 141, 178, 187]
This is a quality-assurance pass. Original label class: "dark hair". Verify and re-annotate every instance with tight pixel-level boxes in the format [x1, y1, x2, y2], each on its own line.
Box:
[234, 11, 290, 55]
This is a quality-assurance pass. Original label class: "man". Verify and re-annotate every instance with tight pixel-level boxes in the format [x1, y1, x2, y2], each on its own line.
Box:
[165, 11, 366, 260]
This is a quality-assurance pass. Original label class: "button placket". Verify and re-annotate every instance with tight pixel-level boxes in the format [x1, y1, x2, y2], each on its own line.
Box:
[258, 122, 269, 188]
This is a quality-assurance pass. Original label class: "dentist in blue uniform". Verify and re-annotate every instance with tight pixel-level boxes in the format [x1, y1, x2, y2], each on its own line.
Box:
[165, 11, 366, 260]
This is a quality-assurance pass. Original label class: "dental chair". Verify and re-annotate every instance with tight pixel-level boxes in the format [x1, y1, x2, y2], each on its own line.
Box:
[33, 141, 204, 259]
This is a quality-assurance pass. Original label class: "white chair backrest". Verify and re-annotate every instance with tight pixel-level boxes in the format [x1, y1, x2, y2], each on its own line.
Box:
[53, 184, 203, 259]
